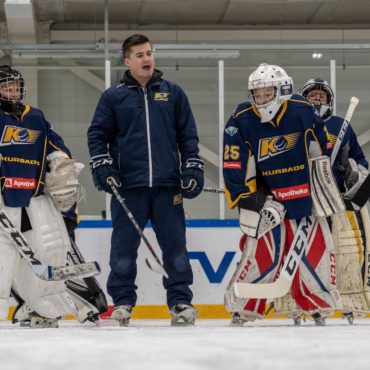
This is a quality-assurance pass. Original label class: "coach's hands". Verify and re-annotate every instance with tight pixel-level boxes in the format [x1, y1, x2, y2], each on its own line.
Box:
[181, 159, 204, 199]
[90, 154, 121, 194]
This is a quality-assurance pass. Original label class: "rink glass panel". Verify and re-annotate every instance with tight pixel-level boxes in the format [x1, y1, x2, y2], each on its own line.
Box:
[12, 50, 370, 219]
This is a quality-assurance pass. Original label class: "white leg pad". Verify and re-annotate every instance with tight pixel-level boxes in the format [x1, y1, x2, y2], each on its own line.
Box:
[0, 206, 21, 319]
[274, 293, 301, 316]
[332, 210, 370, 313]
[224, 223, 286, 318]
[12, 195, 77, 318]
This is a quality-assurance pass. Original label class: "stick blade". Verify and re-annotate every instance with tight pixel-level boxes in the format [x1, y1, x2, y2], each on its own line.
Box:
[234, 276, 291, 299]
[145, 257, 169, 278]
[34, 261, 101, 281]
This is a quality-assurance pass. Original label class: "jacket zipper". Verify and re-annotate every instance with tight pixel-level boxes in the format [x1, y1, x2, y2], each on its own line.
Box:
[143, 88, 153, 187]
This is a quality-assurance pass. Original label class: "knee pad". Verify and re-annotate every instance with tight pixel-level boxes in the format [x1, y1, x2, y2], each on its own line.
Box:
[24, 195, 70, 265]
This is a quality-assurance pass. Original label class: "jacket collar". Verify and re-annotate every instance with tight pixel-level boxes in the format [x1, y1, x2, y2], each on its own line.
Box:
[121, 69, 163, 88]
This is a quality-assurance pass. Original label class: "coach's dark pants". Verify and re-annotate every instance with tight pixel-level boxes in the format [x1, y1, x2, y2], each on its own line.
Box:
[107, 186, 193, 308]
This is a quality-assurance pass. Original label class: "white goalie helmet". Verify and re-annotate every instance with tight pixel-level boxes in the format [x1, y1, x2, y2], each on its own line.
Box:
[248, 63, 293, 122]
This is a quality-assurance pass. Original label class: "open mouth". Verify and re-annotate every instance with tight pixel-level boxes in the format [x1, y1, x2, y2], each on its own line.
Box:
[142, 65, 151, 71]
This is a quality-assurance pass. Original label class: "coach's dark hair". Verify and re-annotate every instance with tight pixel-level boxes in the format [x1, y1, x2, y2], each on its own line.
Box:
[122, 34, 151, 58]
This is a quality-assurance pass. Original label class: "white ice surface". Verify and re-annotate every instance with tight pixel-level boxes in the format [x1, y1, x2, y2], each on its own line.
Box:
[1, 319, 370, 370]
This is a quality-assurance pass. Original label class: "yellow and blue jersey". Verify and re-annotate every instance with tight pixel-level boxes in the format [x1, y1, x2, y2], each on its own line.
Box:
[0, 105, 71, 207]
[223, 94, 331, 219]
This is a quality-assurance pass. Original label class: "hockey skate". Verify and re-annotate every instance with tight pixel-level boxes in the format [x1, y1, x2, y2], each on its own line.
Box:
[229, 312, 255, 327]
[111, 305, 132, 327]
[290, 314, 305, 326]
[343, 312, 354, 325]
[312, 312, 326, 326]
[169, 304, 198, 326]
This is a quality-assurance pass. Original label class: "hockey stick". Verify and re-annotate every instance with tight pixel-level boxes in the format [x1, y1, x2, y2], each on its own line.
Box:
[0, 209, 101, 281]
[107, 178, 169, 278]
[234, 96, 359, 298]
[204, 187, 225, 194]
[65, 237, 108, 314]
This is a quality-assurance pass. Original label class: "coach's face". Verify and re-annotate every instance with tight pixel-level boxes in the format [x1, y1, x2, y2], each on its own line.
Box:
[124, 42, 155, 87]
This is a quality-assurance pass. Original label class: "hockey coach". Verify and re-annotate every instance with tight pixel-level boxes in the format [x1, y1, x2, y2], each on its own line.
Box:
[87, 34, 203, 326]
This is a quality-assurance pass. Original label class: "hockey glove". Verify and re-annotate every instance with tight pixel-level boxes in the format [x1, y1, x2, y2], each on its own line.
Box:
[238, 192, 285, 239]
[343, 158, 370, 210]
[90, 154, 121, 194]
[181, 158, 204, 199]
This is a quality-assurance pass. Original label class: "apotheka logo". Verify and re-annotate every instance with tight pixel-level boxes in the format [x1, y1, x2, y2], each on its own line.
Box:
[4, 177, 36, 189]
[258, 132, 300, 162]
[0, 125, 41, 146]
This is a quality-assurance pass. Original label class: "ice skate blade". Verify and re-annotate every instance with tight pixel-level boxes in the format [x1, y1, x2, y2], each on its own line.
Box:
[171, 318, 195, 327]
[292, 316, 302, 326]
[118, 319, 130, 327]
[229, 319, 246, 327]
[344, 313, 354, 325]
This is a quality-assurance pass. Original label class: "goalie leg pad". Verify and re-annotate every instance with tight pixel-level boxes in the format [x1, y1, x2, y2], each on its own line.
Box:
[0, 206, 22, 319]
[65, 287, 100, 323]
[332, 210, 370, 313]
[291, 217, 342, 315]
[12, 195, 78, 318]
[224, 222, 286, 318]
[309, 155, 345, 217]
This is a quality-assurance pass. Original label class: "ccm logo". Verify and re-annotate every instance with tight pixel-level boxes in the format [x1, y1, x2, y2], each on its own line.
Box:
[4, 177, 36, 189]
[330, 252, 336, 285]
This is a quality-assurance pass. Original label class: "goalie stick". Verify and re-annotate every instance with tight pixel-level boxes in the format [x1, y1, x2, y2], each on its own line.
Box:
[234, 96, 359, 299]
[65, 237, 108, 315]
[108, 178, 169, 278]
[204, 187, 225, 194]
[0, 209, 101, 281]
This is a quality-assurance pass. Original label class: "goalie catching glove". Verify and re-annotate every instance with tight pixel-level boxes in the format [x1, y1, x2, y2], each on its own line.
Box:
[342, 158, 370, 210]
[45, 157, 85, 212]
[238, 189, 286, 239]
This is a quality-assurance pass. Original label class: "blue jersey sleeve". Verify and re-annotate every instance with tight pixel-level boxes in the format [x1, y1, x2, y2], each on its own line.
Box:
[223, 114, 257, 209]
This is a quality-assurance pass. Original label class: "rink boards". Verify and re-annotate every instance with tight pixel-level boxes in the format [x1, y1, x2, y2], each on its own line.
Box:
[7, 219, 370, 320]
[76, 219, 241, 319]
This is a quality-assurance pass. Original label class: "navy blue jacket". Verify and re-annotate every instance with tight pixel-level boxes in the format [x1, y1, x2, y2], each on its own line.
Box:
[88, 70, 200, 189]
[223, 95, 331, 219]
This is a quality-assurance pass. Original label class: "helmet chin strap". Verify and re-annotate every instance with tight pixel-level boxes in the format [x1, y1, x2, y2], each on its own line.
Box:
[0, 99, 25, 116]
[313, 103, 331, 119]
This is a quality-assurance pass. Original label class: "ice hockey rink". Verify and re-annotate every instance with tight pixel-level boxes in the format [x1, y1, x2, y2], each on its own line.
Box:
[1, 318, 370, 370]
[2, 1, 370, 370]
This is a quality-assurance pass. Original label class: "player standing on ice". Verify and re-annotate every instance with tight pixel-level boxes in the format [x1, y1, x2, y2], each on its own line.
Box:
[223, 63, 344, 326]
[87, 34, 203, 326]
[299, 78, 370, 324]
[0, 65, 105, 328]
